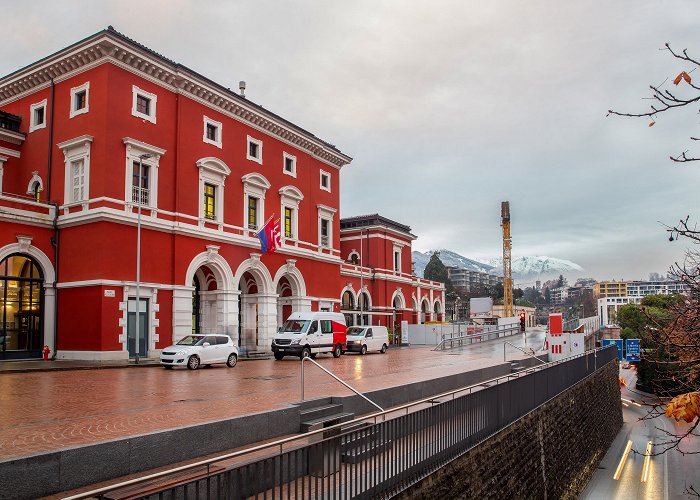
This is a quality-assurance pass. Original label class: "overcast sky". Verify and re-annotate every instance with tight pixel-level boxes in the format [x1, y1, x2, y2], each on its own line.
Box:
[3, 1, 700, 281]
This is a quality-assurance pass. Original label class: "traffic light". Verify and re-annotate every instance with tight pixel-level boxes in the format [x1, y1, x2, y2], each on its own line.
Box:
[519, 311, 526, 332]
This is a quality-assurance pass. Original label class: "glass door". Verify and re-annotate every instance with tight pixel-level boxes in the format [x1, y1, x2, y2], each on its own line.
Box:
[127, 298, 148, 358]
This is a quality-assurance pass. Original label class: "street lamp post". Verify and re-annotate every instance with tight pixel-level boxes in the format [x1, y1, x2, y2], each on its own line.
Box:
[134, 153, 151, 364]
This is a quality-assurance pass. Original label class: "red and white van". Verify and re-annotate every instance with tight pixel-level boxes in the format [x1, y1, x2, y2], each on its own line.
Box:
[272, 312, 347, 360]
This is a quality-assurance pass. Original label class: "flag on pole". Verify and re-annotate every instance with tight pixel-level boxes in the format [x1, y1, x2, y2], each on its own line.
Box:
[257, 216, 281, 254]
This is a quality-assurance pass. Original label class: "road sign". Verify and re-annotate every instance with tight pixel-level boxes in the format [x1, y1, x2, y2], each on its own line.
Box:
[602, 339, 624, 360]
[625, 339, 641, 362]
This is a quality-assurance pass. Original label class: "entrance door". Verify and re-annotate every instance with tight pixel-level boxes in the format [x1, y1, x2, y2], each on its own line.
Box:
[127, 298, 148, 358]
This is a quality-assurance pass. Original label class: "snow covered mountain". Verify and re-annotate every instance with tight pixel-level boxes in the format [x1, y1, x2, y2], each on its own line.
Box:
[489, 256, 583, 281]
[413, 250, 583, 282]
[412, 249, 496, 278]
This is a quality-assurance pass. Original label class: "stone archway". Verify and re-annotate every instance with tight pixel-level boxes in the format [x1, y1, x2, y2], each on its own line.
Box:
[421, 298, 430, 324]
[233, 255, 275, 355]
[391, 289, 406, 342]
[0, 237, 56, 357]
[273, 260, 310, 327]
[340, 286, 356, 326]
[177, 245, 236, 345]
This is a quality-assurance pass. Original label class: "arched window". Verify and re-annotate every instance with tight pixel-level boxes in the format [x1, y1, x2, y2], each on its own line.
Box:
[0, 254, 44, 359]
[348, 251, 359, 265]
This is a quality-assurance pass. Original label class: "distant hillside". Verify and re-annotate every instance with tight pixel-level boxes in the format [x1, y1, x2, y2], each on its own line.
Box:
[413, 250, 583, 282]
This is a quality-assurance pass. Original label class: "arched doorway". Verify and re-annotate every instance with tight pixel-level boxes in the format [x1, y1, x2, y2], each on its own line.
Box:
[178, 247, 236, 346]
[341, 289, 355, 326]
[391, 291, 405, 344]
[433, 301, 441, 322]
[421, 299, 430, 323]
[273, 262, 310, 328]
[234, 256, 275, 355]
[358, 291, 370, 325]
[0, 254, 44, 359]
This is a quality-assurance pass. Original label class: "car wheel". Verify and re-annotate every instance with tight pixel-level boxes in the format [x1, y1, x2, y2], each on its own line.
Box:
[332, 345, 342, 358]
[380, 343, 387, 354]
[301, 347, 311, 359]
[274, 353, 284, 360]
[360, 345, 367, 355]
[187, 355, 200, 370]
[226, 353, 238, 368]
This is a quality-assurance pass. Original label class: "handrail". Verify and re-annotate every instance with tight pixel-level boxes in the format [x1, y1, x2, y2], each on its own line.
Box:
[433, 324, 519, 351]
[503, 341, 548, 364]
[61, 345, 616, 500]
[301, 355, 383, 411]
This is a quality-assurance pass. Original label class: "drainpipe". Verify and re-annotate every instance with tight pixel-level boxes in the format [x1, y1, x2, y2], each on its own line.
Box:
[49, 201, 59, 360]
[46, 79, 55, 200]
[46, 78, 59, 359]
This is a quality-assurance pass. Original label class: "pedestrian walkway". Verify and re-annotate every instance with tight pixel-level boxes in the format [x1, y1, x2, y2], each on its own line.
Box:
[0, 344, 523, 462]
[0, 358, 161, 373]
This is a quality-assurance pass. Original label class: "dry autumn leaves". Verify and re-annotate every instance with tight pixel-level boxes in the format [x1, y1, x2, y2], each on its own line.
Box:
[665, 392, 700, 423]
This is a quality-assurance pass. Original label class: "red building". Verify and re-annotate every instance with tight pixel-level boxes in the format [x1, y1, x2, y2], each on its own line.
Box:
[0, 27, 444, 360]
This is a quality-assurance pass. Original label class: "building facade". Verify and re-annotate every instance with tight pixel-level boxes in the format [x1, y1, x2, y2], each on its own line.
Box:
[446, 267, 501, 294]
[0, 28, 443, 360]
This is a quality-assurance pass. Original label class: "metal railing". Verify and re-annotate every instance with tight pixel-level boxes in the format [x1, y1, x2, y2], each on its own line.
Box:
[131, 185, 149, 206]
[62, 346, 617, 500]
[433, 323, 519, 351]
[301, 356, 383, 412]
[503, 341, 548, 364]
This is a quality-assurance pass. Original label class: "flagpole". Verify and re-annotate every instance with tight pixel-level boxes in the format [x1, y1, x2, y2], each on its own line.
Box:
[258, 214, 275, 234]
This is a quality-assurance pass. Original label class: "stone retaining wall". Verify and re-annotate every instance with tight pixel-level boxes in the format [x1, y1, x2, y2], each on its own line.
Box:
[397, 360, 622, 499]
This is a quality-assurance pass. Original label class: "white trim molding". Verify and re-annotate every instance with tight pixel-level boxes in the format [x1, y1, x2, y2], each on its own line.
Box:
[69, 81, 90, 118]
[203, 115, 223, 148]
[197, 157, 230, 225]
[283, 152, 297, 178]
[131, 85, 157, 124]
[29, 99, 47, 133]
[58, 135, 93, 206]
[246, 135, 263, 164]
[122, 137, 166, 210]
[242, 172, 270, 231]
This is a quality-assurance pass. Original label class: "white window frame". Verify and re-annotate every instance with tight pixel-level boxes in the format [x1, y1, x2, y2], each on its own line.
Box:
[283, 152, 297, 178]
[58, 135, 93, 206]
[279, 185, 304, 243]
[123, 137, 166, 210]
[197, 157, 230, 224]
[203, 116, 223, 148]
[320, 169, 331, 192]
[131, 85, 157, 124]
[242, 173, 270, 233]
[317, 204, 337, 250]
[29, 99, 47, 133]
[69, 81, 90, 118]
[247, 135, 263, 164]
[393, 244, 403, 273]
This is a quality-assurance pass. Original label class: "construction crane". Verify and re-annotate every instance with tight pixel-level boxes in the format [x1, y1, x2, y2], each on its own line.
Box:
[501, 201, 513, 318]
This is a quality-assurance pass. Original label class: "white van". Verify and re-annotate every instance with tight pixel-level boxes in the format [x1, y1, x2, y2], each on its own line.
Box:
[272, 311, 347, 360]
[345, 325, 389, 355]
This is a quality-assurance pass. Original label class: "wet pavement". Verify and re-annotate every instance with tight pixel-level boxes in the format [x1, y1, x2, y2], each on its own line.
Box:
[0, 329, 545, 462]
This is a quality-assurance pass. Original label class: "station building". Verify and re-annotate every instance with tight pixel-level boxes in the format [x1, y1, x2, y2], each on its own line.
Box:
[0, 27, 444, 360]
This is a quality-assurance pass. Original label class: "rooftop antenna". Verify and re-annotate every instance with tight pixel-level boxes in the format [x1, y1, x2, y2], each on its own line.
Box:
[239, 81, 246, 98]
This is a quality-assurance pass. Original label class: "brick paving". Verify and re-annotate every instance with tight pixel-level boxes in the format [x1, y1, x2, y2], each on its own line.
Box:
[0, 344, 522, 462]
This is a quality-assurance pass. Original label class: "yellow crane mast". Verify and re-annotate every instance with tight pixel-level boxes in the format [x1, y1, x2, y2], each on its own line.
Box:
[501, 201, 513, 318]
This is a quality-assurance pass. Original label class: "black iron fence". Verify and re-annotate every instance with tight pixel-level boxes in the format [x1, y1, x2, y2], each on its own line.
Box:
[67, 346, 617, 500]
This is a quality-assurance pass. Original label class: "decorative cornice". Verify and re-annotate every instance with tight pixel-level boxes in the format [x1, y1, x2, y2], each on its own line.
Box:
[0, 128, 25, 145]
[0, 29, 352, 169]
[0, 146, 21, 158]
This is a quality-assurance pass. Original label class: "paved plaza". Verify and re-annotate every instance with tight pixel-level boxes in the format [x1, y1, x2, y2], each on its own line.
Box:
[0, 331, 544, 463]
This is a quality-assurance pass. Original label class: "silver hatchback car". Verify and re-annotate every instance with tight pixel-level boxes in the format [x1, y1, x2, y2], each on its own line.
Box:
[160, 334, 238, 370]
